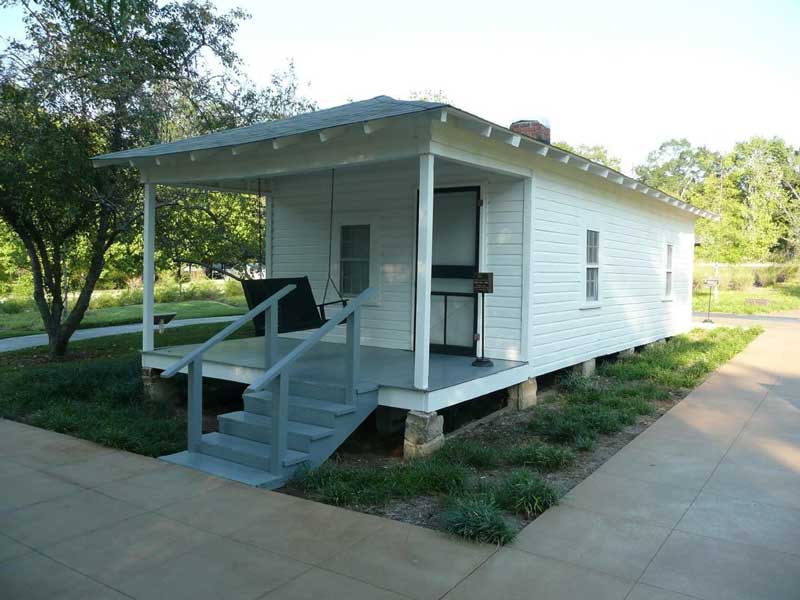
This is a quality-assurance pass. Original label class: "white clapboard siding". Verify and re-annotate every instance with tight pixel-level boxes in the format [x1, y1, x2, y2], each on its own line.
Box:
[528, 163, 695, 376]
[484, 180, 524, 360]
[270, 166, 417, 350]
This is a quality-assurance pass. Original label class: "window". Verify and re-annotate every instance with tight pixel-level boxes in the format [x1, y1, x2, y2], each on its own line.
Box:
[340, 224, 371, 295]
[665, 244, 674, 297]
[585, 229, 599, 302]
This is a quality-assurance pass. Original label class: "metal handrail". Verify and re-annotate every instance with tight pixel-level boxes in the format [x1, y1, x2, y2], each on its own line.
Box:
[246, 287, 375, 393]
[160, 284, 296, 379]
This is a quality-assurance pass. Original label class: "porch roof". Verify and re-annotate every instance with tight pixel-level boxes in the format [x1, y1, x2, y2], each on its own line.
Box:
[91, 94, 718, 222]
[91, 95, 445, 165]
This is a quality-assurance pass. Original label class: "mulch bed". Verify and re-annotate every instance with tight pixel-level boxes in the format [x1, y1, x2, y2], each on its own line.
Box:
[281, 383, 689, 533]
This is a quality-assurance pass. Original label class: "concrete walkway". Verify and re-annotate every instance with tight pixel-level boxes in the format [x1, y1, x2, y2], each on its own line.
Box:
[0, 315, 239, 353]
[1, 320, 799, 599]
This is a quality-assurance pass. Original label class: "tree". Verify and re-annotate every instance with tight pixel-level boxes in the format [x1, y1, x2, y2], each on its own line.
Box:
[635, 139, 721, 200]
[156, 188, 266, 280]
[0, 82, 109, 353]
[778, 149, 800, 258]
[554, 141, 622, 172]
[689, 137, 796, 263]
[726, 137, 790, 261]
[0, 0, 251, 356]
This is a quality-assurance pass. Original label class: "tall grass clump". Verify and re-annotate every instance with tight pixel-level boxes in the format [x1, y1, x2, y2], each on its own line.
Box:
[442, 497, 516, 545]
[436, 439, 501, 469]
[495, 470, 558, 518]
[505, 442, 576, 471]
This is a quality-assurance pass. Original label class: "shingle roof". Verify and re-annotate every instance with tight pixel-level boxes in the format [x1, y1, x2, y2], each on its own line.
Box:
[91, 95, 446, 162]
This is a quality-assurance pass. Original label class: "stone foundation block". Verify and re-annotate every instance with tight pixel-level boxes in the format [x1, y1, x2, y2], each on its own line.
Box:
[508, 378, 538, 410]
[618, 347, 636, 358]
[573, 358, 596, 377]
[403, 410, 444, 458]
[142, 368, 180, 406]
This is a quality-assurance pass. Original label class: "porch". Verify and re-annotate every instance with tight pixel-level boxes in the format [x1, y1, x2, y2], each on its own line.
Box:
[143, 336, 528, 413]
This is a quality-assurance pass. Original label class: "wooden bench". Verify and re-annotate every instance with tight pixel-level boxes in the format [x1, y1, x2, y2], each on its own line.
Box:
[154, 312, 177, 334]
[744, 298, 770, 306]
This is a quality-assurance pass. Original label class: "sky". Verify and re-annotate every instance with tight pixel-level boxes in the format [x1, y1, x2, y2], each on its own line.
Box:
[2, 0, 798, 174]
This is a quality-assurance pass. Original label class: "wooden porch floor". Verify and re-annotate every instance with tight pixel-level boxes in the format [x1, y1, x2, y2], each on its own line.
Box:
[142, 336, 525, 392]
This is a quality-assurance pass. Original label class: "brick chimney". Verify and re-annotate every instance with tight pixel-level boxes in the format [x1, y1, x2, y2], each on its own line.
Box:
[510, 119, 550, 144]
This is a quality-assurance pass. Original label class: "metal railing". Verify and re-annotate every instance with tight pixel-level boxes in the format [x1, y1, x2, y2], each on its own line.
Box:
[245, 287, 375, 475]
[160, 284, 296, 455]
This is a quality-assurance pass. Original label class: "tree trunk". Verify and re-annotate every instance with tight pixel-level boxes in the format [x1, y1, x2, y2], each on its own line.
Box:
[48, 331, 70, 358]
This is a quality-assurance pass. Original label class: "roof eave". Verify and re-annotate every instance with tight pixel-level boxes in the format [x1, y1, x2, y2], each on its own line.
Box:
[440, 106, 717, 222]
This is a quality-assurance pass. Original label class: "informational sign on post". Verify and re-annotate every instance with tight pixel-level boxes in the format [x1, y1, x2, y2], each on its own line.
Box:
[472, 272, 494, 367]
[473, 272, 494, 294]
[703, 278, 719, 323]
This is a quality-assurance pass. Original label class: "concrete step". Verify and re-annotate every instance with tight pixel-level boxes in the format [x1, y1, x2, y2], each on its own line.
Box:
[199, 432, 309, 472]
[160, 450, 283, 488]
[218, 411, 333, 452]
[243, 391, 356, 427]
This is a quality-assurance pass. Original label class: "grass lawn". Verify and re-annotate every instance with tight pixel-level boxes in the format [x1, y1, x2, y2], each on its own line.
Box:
[292, 326, 762, 545]
[0, 321, 252, 456]
[692, 284, 800, 315]
[0, 299, 246, 339]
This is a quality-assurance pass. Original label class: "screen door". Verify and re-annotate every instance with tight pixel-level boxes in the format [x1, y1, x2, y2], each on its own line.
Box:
[429, 187, 479, 356]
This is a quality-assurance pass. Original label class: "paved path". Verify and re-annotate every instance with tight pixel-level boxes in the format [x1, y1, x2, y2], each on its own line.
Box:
[693, 309, 800, 324]
[0, 315, 239, 353]
[1, 319, 798, 599]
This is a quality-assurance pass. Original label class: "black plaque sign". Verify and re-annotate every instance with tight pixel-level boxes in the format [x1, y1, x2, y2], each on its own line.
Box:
[473, 272, 494, 294]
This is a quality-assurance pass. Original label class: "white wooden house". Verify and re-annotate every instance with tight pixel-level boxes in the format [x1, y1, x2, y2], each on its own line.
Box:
[92, 96, 716, 487]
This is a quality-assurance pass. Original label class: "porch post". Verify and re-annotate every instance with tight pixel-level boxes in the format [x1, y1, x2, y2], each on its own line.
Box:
[142, 183, 156, 352]
[414, 154, 434, 389]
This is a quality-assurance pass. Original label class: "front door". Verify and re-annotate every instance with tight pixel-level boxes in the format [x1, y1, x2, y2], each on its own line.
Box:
[429, 187, 479, 356]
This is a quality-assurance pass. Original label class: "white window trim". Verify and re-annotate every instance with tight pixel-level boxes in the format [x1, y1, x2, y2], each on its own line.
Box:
[580, 219, 603, 310]
[330, 212, 382, 306]
[663, 241, 675, 302]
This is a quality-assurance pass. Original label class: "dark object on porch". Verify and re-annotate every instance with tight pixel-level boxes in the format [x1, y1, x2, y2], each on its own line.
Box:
[241, 277, 347, 335]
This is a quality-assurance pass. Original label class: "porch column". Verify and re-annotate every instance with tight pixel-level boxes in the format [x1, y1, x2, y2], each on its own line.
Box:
[414, 154, 434, 389]
[142, 183, 156, 352]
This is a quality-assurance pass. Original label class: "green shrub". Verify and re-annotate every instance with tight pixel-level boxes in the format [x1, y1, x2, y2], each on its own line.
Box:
[506, 442, 575, 472]
[223, 278, 245, 297]
[441, 497, 516, 545]
[495, 470, 558, 518]
[0, 296, 33, 314]
[726, 267, 754, 291]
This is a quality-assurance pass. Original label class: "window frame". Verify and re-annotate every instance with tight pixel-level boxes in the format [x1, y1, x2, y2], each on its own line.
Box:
[330, 212, 381, 305]
[664, 242, 674, 300]
[339, 224, 371, 296]
[581, 227, 602, 309]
